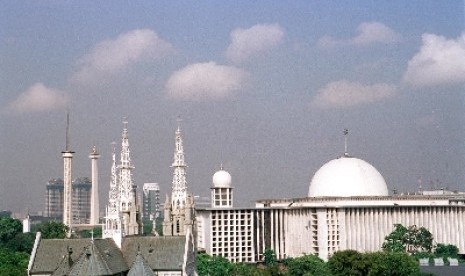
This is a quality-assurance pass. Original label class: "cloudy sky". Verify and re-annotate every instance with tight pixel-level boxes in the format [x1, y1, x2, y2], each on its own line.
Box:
[1, 1, 464, 214]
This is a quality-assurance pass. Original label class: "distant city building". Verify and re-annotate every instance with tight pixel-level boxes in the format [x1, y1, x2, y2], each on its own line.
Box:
[142, 183, 160, 221]
[44, 177, 92, 224]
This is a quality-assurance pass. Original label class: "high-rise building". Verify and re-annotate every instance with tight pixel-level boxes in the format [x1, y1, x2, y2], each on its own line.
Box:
[44, 177, 92, 224]
[163, 123, 195, 236]
[142, 183, 160, 221]
[44, 178, 64, 219]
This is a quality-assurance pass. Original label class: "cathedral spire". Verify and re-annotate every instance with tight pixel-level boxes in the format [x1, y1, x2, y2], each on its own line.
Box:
[119, 119, 135, 212]
[171, 121, 188, 210]
[108, 142, 119, 215]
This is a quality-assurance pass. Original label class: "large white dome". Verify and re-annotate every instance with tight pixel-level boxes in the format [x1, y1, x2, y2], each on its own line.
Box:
[308, 156, 388, 197]
[213, 169, 232, 188]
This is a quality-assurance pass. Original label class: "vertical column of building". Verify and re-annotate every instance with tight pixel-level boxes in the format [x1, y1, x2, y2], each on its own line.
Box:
[89, 146, 100, 225]
[62, 113, 74, 234]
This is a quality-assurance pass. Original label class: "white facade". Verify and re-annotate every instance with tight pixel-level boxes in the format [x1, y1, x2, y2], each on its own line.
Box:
[89, 146, 100, 225]
[197, 154, 465, 262]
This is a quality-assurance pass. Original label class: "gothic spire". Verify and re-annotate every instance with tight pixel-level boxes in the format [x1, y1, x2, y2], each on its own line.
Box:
[107, 142, 119, 215]
[119, 119, 136, 211]
[171, 121, 188, 210]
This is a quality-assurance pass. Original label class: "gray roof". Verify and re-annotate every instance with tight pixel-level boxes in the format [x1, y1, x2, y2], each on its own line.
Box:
[29, 238, 128, 275]
[127, 252, 154, 276]
[122, 236, 186, 271]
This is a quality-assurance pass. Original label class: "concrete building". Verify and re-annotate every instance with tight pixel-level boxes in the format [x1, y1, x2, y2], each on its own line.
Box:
[196, 152, 465, 262]
[143, 183, 161, 221]
[44, 177, 92, 224]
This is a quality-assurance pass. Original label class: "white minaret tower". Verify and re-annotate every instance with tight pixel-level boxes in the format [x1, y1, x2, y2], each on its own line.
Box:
[171, 120, 188, 210]
[62, 113, 74, 234]
[89, 145, 100, 225]
[103, 142, 123, 247]
[211, 165, 233, 208]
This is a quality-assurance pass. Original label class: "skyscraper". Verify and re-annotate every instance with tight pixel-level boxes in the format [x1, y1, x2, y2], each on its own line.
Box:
[142, 183, 160, 221]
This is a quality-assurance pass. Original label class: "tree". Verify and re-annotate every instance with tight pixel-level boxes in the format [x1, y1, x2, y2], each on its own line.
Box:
[37, 221, 69, 239]
[328, 250, 368, 276]
[382, 224, 433, 254]
[286, 254, 331, 276]
[0, 217, 22, 245]
[264, 248, 277, 266]
[0, 248, 29, 276]
[435, 243, 459, 258]
[76, 227, 102, 239]
[197, 253, 233, 276]
[365, 252, 419, 276]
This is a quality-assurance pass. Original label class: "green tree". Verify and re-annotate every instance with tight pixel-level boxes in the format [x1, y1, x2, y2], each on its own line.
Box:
[434, 243, 458, 258]
[0, 217, 22, 245]
[232, 263, 262, 276]
[37, 221, 69, 239]
[76, 226, 102, 239]
[365, 252, 420, 276]
[328, 250, 368, 276]
[286, 254, 330, 276]
[5, 232, 35, 253]
[0, 248, 29, 276]
[264, 248, 277, 266]
[197, 253, 233, 276]
[382, 224, 433, 254]
[382, 224, 408, 253]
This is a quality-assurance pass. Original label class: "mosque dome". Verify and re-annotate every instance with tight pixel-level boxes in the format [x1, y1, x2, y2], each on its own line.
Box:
[308, 156, 388, 197]
[212, 168, 232, 188]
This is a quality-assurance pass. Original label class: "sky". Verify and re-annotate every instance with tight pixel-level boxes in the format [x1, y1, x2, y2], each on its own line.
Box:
[1, 1, 464, 214]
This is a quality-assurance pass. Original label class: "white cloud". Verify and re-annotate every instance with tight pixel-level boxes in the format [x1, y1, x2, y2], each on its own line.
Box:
[317, 22, 400, 48]
[311, 80, 397, 109]
[7, 83, 69, 113]
[226, 23, 284, 63]
[403, 33, 465, 87]
[165, 62, 247, 100]
[72, 29, 175, 83]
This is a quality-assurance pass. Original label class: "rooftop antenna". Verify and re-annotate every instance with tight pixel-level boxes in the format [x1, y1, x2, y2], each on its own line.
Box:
[343, 128, 349, 157]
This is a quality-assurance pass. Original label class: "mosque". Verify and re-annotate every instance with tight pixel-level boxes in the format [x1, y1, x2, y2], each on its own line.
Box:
[196, 133, 465, 262]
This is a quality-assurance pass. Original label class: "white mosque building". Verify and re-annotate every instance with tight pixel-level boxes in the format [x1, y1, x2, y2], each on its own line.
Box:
[196, 144, 465, 262]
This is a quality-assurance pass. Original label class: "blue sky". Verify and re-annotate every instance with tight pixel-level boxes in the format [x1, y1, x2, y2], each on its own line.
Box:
[1, 1, 464, 213]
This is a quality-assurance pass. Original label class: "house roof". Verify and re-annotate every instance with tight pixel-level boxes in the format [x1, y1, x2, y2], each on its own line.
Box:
[29, 238, 128, 275]
[122, 236, 186, 271]
[127, 251, 154, 276]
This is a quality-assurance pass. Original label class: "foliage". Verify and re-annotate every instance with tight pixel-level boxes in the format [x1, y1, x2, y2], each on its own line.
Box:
[286, 254, 330, 276]
[4, 232, 35, 253]
[264, 248, 277, 266]
[231, 263, 262, 276]
[365, 252, 419, 276]
[434, 243, 459, 258]
[382, 224, 433, 254]
[37, 221, 69, 239]
[328, 250, 368, 276]
[77, 227, 102, 239]
[0, 217, 22, 245]
[0, 248, 29, 276]
[197, 253, 234, 276]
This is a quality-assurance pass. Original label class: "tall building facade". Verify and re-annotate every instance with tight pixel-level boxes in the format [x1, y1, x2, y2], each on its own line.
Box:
[142, 183, 160, 220]
[103, 121, 142, 248]
[196, 154, 465, 263]
[44, 177, 92, 224]
[163, 124, 195, 236]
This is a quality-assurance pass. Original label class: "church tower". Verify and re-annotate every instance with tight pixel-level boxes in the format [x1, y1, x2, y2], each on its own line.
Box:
[118, 120, 142, 237]
[103, 121, 142, 248]
[163, 122, 195, 236]
[103, 143, 123, 247]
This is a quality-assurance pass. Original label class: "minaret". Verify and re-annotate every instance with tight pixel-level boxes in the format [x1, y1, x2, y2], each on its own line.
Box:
[171, 121, 188, 210]
[118, 120, 141, 236]
[62, 113, 74, 234]
[89, 146, 100, 225]
[103, 143, 123, 247]
[343, 128, 349, 157]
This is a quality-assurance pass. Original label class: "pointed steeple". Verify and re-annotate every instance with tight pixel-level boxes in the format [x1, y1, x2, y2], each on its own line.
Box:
[171, 120, 188, 210]
[108, 142, 119, 215]
[119, 119, 136, 212]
